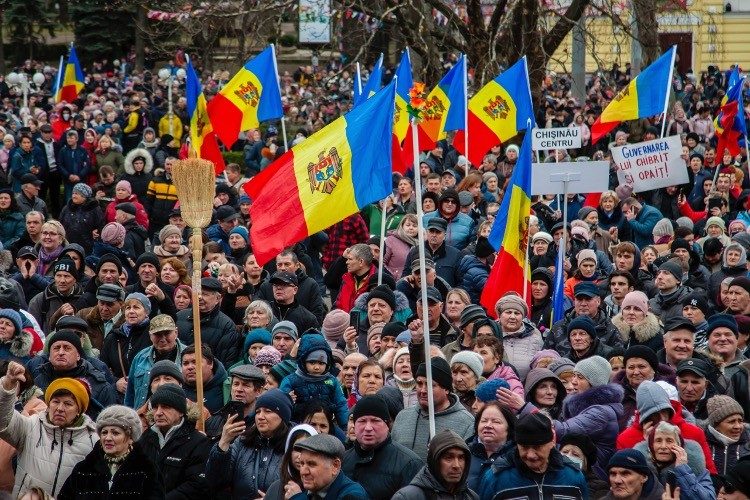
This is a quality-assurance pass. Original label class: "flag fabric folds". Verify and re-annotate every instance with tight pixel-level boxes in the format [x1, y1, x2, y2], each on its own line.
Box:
[186, 59, 226, 175]
[453, 57, 533, 167]
[354, 54, 383, 107]
[480, 130, 533, 314]
[551, 238, 567, 324]
[245, 81, 397, 266]
[207, 46, 284, 148]
[590, 46, 676, 145]
[55, 46, 85, 103]
[391, 50, 414, 174]
[715, 67, 746, 156]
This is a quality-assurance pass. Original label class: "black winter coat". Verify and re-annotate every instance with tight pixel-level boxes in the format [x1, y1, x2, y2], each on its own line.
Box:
[34, 360, 118, 420]
[58, 199, 104, 254]
[126, 280, 177, 318]
[177, 306, 241, 367]
[57, 441, 164, 500]
[100, 320, 153, 379]
[256, 268, 327, 325]
[122, 219, 148, 259]
[270, 300, 319, 335]
[139, 419, 211, 500]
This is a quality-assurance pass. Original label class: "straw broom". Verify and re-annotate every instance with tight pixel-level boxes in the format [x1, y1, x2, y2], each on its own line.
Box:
[170, 157, 215, 432]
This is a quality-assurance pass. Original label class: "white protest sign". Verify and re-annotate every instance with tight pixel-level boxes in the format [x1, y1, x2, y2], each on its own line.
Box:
[532, 127, 581, 150]
[611, 135, 689, 193]
[531, 161, 610, 195]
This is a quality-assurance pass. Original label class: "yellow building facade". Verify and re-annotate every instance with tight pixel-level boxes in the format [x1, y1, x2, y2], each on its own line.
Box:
[549, 0, 750, 75]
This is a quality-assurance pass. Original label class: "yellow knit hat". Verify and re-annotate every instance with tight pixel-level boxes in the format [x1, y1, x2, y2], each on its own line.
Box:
[45, 378, 89, 413]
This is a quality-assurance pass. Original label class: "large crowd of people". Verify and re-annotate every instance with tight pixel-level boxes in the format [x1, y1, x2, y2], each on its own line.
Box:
[0, 53, 748, 500]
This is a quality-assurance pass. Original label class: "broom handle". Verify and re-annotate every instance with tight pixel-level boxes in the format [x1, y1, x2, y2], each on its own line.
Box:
[190, 229, 206, 432]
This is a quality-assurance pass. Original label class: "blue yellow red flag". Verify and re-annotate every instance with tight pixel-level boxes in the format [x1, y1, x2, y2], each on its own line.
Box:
[245, 81, 397, 265]
[393, 49, 414, 143]
[480, 130, 533, 314]
[186, 58, 226, 175]
[591, 46, 676, 144]
[354, 54, 383, 107]
[715, 67, 746, 156]
[207, 45, 284, 148]
[55, 46, 85, 103]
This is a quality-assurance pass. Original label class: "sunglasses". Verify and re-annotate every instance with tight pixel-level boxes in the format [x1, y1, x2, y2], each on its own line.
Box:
[443, 199, 457, 205]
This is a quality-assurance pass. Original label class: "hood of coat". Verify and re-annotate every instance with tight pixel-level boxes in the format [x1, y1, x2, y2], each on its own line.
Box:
[563, 383, 624, 418]
[426, 429, 473, 493]
[634, 438, 706, 476]
[296, 333, 333, 375]
[1, 327, 33, 358]
[612, 312, 662, 343]
[524, 367, 567, 407]
[124, 147, 154, 175]
[354, 288, 410, 312]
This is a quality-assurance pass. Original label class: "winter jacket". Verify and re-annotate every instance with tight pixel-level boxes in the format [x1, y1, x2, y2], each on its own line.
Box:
[393, 429, 478, 500]
[704, 424, 750, 476]
[105, 194, 150, 229]
[28, 282, 84, 333]
[457, 254, 490, 304]
[33, 360, 118, 419]
[122, 148, 154, 199]
[279, 333, 348, 426]
[545, 309, 623, 355]
[15, 192, 47, 217]
[342, 436, 423, 499]
[270, 300, 320, 336]
[0, 209, 24, 249]
[633, 440, 715, 500]
[612, 363, 676, 429]
[649, 286, 694, 323]
[289, 471, 368, 500]
[384, 231, 414, 280]
[138, 418, 211, 500]
[424, 210, 475, 250]
[478, 446, 589, 500]
[57, 441, 164, 500]
[183, 360, 228, 414]
[402, 241, 463, 287]
[466, 438, 511, 492]
[144, 169, 178, 234]
[58, 199, 105, 254]
[621, 203, 661, 249]
[0, 325, 33, 365]
[611, 311, 664, 352]
[122, 219, 149, 259]
[501, 321, 543, 381]
[257, 268, 327, 325]
[565, 338, 616, 364]
[124, 340, 188, 409]
[732, 360, 750, 424]
[9, 147, 36, 192]
[95, 148, 125, 174]
[0, 381, 97, 497]
[336, 264, 377, 312]
[205, 426, 287, 499]
[100, 320, 153, 379]
[397, 274, 452, 313]
[616, 395, 718, 474]
[57, 145, 91, 180]
[392, 393, 475, 462]
[177, 305, 241, 367]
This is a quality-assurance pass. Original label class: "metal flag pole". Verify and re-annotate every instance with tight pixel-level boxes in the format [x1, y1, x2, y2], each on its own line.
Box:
[463, 55, 469, 177]
[378, 74, 398, 286]
[411, 117, 436, 438]
[659, 46, 677, 139]
[270, 43, 289, 152]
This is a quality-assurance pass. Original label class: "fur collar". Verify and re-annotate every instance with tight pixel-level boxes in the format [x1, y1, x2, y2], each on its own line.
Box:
[563, 383, 624, 417]
[3, 329, 33, 358]
[124, 147, 154, 175]
[354, 289, 410, 312]
[612, 312, 662, 342]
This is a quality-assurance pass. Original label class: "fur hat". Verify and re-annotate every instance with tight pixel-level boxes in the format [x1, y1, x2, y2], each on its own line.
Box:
[96, 405, 142, 441]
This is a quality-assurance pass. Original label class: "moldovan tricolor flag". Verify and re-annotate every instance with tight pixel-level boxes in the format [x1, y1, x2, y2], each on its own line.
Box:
[54, 46, 84, 103]
[207, 46, 284, 148]
[245, 81, 397, 266]
[354, 54, 383, 108]
[715, 67, 746, 156]
[186, 59, 226, 175]
[480, 130, 533, 315]
[591, 46, 676, 144]
[391, 49, 414, 174]
[453, 57, 534, 167]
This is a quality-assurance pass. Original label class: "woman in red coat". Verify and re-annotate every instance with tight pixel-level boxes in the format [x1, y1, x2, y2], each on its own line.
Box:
[104, 180, 150, 230]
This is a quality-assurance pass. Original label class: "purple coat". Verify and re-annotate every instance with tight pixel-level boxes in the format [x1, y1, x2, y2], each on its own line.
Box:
[555, 383, 624, 480]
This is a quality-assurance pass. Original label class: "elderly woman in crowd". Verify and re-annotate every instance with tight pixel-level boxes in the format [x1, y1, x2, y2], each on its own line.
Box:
[466, 402, 515, 491]
[153, 224, 190, 264]
[494, 293, 543, 380]
[611, 291, 664, 352]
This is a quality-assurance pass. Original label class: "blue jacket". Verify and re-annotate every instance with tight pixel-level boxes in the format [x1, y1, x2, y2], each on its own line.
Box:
[478, 446, 589, 500]
[57, 145, 90, 179]
[457, 254, 490, 304]
[0, 210, 24, 249]
[424, 211, 475, 250]
[206, 223, 231, 254]
[467, 438, 511, 492]
[279, 333, 348, 426]
[9, 148, 35, 192]
[621, 203, 661, 250]
[124, 340, 187, 409]
[290, 471, 368, 500]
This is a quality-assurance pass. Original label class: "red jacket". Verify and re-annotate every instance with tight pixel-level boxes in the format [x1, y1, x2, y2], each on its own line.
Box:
[615, 399, 717, 474]
[335, 264, 376, 313]
[105, 195, 150, 230]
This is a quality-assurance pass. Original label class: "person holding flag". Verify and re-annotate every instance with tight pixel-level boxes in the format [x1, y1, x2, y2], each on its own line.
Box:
[715, 66, 747, 158]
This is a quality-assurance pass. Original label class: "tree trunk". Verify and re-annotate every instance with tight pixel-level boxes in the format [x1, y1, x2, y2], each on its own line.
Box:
[134, 4, 145, 72]
[632, 0, 660, 66]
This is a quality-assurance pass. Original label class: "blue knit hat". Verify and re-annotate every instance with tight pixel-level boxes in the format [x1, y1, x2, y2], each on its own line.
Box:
[124, 292, 151, 314]
[256, 388, 293, 423]
[567, 315, 596, 339]
[0, 308, 22, 333]
[229, 226, 249, 243]
[708, 313, 739, 336]
[475, 378, 511, 402]
[244, 328, 272, 352]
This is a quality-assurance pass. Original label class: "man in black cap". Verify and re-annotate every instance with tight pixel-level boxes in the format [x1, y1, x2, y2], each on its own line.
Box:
[139, 383, 211, 499]
[342, 395, 422, 499]
[75, 282, 125, 350]
[267, 271, 319, 334]
[424, 189, 476, 250]
[289, 434, 367, 498]
[10, 245, 46, 302]
[401, 217, 462, 286]
[75, 253, 125, 309]
[396, 257, 451, 312]
[16, 173, 47, 217]
[478, 413, 588, 498]
[407, 285, 457, 348]
[206, 205, 239, 254]
[176, 277, 240, 366]
[659, 317, 707, 370]
[28, 258, 84, 332]
[126, 251, 177, 317]
[441, 304, 487, 363]
[676, 358, 716, 420]
[649, 259, 694, 323]
[392, 356, 474, 462]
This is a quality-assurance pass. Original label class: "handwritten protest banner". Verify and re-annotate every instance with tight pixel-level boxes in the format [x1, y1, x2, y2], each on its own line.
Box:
[611, 135, 689, 193]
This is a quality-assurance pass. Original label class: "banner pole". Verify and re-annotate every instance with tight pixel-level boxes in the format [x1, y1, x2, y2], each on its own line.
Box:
[377, 197, 388, 285]
[463, 55, 469, 177]
[659, 46, 677, 139]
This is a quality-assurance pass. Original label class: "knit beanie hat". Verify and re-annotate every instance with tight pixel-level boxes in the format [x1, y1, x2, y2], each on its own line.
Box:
[158, 224, 182, 244]
[322, 309, 349, 342]
[392, 347, 411, 373]
[381, 322, 406, 340]
[229, 226, 249, 243]
[45, 377, 89, 413]
[652, 218, 674, 238]
[567, 316, 596, 339]
[624, 345, 659, 373]
[270, 359, 297, 385]
[96, 405, 142, 442]
[515, 413, 554, 445]
[150, 384, 187, 414]
[708, 313, 739, 336]
[135, 252, 161, 272]
[621, 290, 649, 313]
[352, 395, 391, 423]
[116, 180, 132, 195]
[636, 381, 673, 422]
[578, 206, 597, 221]
[577, 249, 597, 265]
[495, 292, 528, 316]
[607, 449, 651, 475]
[125, 292, 152, 314]
[0, 308, 22, 334]
[53, 258, 77, 278]
[459, 304, 487, 329]
[729, 276, 750, 296]
[256, 388, 293, 423]
[101, 222, 126, 247]
[367, 284, 396, 310]
[675, 217, 694, 231]
[272, 321, 299, 341]
[573, 355, 611, 388]
[706, 216, 726, 231]
[706, 395, 744, 428]
[149, 360, 184, 385]
[72, 182, 92, 199]
[549, 358, 575, 377]
[48, 329, 84, 357]
[530, 349, 561, 369]
[475, 378, 510, 402]
[450, 351, 484, 380]
[254, 345, 283, 367]
[416, 357, 452, 391]
[658, 260, 683, 282]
